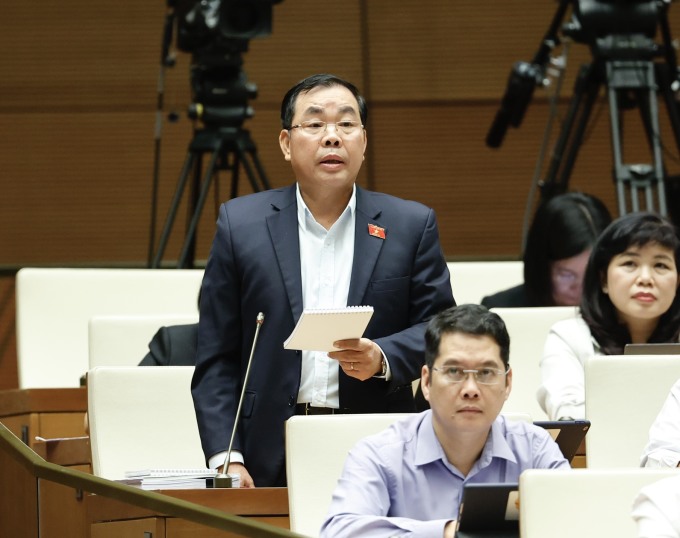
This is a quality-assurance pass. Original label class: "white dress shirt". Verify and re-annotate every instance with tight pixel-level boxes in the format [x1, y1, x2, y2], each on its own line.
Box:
[296, 183, 356, 408]
[632, 475, 680, 538]
[641, 378, 680, 468]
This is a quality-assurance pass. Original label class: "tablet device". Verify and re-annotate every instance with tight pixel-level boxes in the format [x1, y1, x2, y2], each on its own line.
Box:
[534, 419, 590, 463]
[455, 482, 519, 538]
[624, 343, 680, 355]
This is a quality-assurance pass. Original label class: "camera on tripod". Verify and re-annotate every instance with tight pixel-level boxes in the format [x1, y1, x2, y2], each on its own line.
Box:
[150, 0, 282, 268]
[486, 0, 666, 148]
[172, 0, 284, 127]
[486, 0, 680, 218]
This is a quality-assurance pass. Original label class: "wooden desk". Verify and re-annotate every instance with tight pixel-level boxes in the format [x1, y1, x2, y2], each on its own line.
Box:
[572, 438, 587, 469]
[0, 388, 88, 448]
[34, 436, 91, 468]
[0, 388, 90, 538]
[87, 487, 290, 538]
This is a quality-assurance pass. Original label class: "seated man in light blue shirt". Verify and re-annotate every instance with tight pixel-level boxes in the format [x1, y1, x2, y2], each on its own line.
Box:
[321, 304, 569, 538]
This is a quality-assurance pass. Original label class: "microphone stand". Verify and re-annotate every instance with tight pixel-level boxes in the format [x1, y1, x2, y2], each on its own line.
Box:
[213, 312, 265, 488]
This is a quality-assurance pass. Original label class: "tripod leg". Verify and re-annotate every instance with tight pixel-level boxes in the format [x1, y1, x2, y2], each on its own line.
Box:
[636, 81, 667, 214]
[607, 60, 667, 215]
[235, 132, 271, 193]
[241, 132, 271, 191]
[655, 63, 680, 221]
[178, 146, 221, 268]
[656, 63, 680, 155]
[246, 144, 271, 191]
[235, 144, 266, 194]
[606, 70, 630, 215]
[151, 152, 198, 268]
[541, 63, 601, 201]
[230, 151, 241, 200]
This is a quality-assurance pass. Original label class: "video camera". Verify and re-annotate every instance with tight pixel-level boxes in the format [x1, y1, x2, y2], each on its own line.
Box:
[170, 0, 284, 127]
[175, 0, 282, 52]
[486, 0, 665, 148]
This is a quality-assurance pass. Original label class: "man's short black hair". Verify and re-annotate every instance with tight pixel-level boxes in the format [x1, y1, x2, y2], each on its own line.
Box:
[424, 304, 510, 370]
[280, 73, 368, 130]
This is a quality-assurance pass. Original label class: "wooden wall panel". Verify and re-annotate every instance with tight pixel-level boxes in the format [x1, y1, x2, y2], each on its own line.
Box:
[2, 0, 679, 266]
[2, 1, 680, 386]
[0, 277, 17, 390]
[370, 98, 617, 257]
[364, 0, 603, 100]
[0, 0, 367, 266]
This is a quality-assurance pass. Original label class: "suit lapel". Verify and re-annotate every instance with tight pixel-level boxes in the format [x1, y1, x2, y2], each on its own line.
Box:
[267, 185, 303, 322]
[348, 187, 384, 305]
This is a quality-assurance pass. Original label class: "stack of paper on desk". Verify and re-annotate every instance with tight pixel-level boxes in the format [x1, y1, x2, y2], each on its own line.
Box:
[121, 468, 240, 490]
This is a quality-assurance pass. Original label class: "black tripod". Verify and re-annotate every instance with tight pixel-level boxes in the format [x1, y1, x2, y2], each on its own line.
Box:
[540, 35, 680, 216]
[151, 124, 270, 268]
[487, 0, 680, 222]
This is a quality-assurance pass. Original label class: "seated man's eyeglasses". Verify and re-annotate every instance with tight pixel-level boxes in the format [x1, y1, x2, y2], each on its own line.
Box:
[288, 120, 364, 136]
[431, 366, 510, 385]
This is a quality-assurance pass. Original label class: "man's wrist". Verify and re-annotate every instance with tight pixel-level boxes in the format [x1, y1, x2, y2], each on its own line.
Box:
[372, 343, 390, 379]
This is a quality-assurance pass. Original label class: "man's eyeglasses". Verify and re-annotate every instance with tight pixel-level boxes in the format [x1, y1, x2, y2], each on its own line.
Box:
[430, 366, 509, 385]
[288, 120, 363, 136]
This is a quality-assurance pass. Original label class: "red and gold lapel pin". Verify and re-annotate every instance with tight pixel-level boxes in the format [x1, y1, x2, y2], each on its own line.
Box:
[368, 224, 386, 239]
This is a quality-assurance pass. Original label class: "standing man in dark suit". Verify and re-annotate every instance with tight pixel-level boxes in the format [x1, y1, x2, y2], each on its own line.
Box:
[191, 73, 454, 488]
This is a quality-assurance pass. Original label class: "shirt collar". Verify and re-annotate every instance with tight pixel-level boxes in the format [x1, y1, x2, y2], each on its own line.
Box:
[479, 417, 519, 467]
[415, 411, 448, 466]
[415, 412, 519, 470]
[295, 183, 356, 232]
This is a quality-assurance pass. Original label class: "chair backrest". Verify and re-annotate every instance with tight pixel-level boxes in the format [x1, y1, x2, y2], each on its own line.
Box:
[585, 354, 680, 468]
[520, 468, 680, 538]
[284, 412, 531, 538]
[16, 267, 202, 388]
[492, 306, 579, 421]
[88, 313, 199, 369]
[87, 366, 205, 480]
[285, 414, 411, 537]
[447, 261, 523, 305]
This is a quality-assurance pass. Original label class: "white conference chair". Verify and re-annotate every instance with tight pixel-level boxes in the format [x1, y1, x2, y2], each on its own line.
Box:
[585, 355, 680, 468]
[284, 412, 530, 538]
[520, 468, 680, 538]
[491, 306, 579, 421]
[447, 261, 523, 305]
[15, 267, 202, 388]
[87, 366, 205, 480]
[88, 313, 199, 369]
[285, 414, 411, 537]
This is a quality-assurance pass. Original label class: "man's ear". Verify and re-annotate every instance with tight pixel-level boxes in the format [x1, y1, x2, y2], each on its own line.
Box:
[504, 367, 512, 401]
[421, 364, 431, 403]
[279, 129, 291, 161]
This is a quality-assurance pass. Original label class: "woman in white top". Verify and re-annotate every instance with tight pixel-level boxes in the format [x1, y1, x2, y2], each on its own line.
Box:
[632, 474, 680, 538]
[641, 377, 680, 468]
[538, 212, 680, 420]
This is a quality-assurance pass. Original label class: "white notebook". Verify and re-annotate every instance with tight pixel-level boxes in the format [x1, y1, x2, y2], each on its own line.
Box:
[124, 468, 218, 479]
[283, 306, 374, 352]
[121, 468, 239, 490]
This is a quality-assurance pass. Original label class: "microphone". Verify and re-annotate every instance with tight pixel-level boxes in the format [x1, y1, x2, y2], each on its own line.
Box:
[212, 312, 265, 488]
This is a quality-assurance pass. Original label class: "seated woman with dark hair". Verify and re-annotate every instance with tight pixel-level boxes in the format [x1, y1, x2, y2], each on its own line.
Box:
[538, 212, 680, 420]
[482, 192, 612, 308]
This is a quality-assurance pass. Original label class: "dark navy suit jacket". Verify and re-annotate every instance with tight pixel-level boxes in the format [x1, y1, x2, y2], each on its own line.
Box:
[191, 184, 454, 486]
[139, 324, 198, 367]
